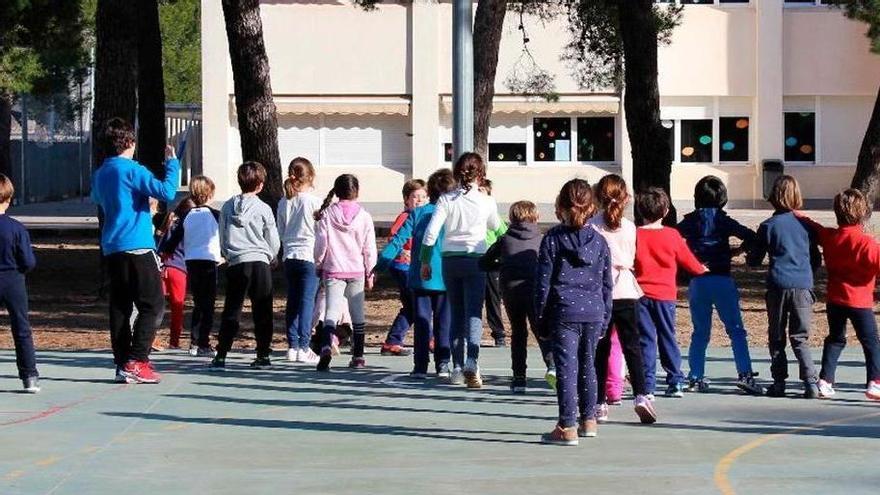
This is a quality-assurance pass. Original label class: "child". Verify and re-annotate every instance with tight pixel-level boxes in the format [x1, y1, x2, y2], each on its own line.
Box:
[421, 152, 502, 388]
[183, 176, 222, 356]
[377, 169, 456, 378]
[314, 174, 377, 371]
[0, 175, 39, 392]
[590, 174, 655, 424]
[277, 157, 322, 364]
[797, 189, 880, 400]
[210, 162, 280, 370]
[481, 200, 554, 393]
[91, 118, 179, 383]
[677, 176, 763, 395]
[156, 197, 195, 350]
[481, 179, 508, 347]
[634, 188, 707, 399]
[536, 179, 612, 445]
[746, 175, 821, 398]
[379, 179, 428, 357]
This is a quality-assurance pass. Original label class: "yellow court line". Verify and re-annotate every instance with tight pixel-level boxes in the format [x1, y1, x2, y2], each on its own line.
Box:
[714, 410, 880, 495]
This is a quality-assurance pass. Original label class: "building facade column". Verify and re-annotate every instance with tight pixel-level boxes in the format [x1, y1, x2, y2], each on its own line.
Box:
[410, 0, 441, 180]
[755, 0, 784, 166]
[201, 0, 234, 200]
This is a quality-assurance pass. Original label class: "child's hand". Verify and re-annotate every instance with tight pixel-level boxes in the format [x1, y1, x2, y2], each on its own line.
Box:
[702, 264, 710, 274]
[366, 274, 375, 291]
[421, 265, 432, 281]
[165, 144, 176, 160]
[401, 251, 411, 265]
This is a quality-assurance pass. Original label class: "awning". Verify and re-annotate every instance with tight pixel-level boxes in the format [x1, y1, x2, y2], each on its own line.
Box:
[229, 96, 411, 116]
[440, 95, 620, 115]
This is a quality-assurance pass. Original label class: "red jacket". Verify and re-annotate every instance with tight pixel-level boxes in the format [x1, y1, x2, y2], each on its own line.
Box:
[803, 220, 880, 309]
[635, 227, 706, 301]
[389, 210, 412, 270]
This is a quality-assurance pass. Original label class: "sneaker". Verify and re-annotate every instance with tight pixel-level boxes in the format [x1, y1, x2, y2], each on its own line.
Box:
[463, 360, 482, 389]
[208, 356, 226, 371]
[665, 383, 685, 398]
[409, 371, 428, 379]
[250, 356, 272, 369]
[449, 367, 465, 385]
[330, 334, 341, 356]
[349, 357, 366, 369]
[596, 403, 609, 423]
[380, 344, 412, 356]
[577, 418, 598, 438]
[150, 337, 165, 352]
[317, 347, 332, 372]
[188, 345, 198, 357]
[766, 381, 787, 398]
[541, 425, 578, 446]
[687, 377, 711, 393]
[545, 368, 558, 391]
[646, 393, 656, 401]
[121, 360, 161, 384]
[817, 379, 835, 398]
[299, 348, 321, 365]
[287, 348, 299, 362]
[436, 362, 451, 379]
[196, 346, 216, 358]
[865, 380, 880, 401]
[634, 395, 657, 424]
[804, 381, 819, 400]
[736, 372, 765, 396]
[511, 376, 527, 394]
[494, 336, 507, 347]
[606, 397, 623, 406]
[22, 376, 40, 393]
[115, 366, 130, 383]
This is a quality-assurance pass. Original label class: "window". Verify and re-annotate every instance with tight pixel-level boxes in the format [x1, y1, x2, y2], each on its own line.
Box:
[576, 117, 615, 162]
[533, 117, 571, 162]
[680, 119, 713, 163]
[784, 112, 815, 162]
[719, 117, 749, 162]
[489, 143, 526, 162]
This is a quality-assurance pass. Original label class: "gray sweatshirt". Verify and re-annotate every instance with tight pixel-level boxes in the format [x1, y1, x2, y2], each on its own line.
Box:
[219, 194, 280, 266]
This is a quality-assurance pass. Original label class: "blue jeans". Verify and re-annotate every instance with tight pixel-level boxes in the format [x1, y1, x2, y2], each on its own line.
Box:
[412, 289, 451, 374]
[442, 256, 486, 368]
[552, 320, 603, 427]
[821, 303, 880, 385]
[284, 259, 319, 349]
[688, 275, 753, 379]
[384, 268, 413, 346]
[0, 273, 37, 379]
[638, 297, 683, 394]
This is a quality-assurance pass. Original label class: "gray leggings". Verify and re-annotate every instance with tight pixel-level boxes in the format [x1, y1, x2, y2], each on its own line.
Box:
[322, 277, 367, 358]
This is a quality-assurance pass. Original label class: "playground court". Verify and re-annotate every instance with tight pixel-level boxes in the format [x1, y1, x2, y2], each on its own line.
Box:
[1, 347, 878, 495]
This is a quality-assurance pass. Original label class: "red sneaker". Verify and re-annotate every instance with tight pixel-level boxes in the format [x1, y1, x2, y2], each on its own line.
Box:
[122, 360, 162, 384]
[380, 344, 412, 357]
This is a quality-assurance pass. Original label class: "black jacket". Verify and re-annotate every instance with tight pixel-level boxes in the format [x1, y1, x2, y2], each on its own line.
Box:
[480, 221, 542, 283]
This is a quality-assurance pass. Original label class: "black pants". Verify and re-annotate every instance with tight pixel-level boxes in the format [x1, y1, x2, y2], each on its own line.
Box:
[821, 303, 880, 385]
[502, 278, 552, 376]
[187, 260, 218, 348]
[106, 252, 164, 366]
[485, 269, 504, 340]
[596, 299, 647, 402]
[0, 272, 37, 379]
[216, 262, 274, 359]
[766, 287, 817, 383]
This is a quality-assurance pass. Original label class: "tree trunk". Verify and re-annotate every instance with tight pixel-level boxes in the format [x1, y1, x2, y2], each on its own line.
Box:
[618, 0, 675, 224]
[92, 0, 139, 169]
[850, 84, 880, 205]
[473, 0, 507, 159]
[221, 0, 283, 208]
[136, 0, 168, 179]
[0, 93, 12, 180]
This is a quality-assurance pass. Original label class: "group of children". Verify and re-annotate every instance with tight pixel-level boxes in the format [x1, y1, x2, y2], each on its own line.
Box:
[4, 117, 880, 450]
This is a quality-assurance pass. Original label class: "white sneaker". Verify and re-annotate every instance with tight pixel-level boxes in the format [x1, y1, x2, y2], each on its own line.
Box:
[188, 346, 198, 357]
[287, 348, 299, 362]
[449, 367, 465, 385]
[299, 348, 320, 365]
[866, 380, 880, 401]
[818, 379, 836, 398]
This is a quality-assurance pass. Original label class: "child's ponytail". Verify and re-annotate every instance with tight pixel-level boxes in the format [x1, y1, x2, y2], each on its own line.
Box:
[286, 157, 315, 200]
[595, 174, 629, 231]
[314, 188, 336, 221]
[313, 173, 360, 221]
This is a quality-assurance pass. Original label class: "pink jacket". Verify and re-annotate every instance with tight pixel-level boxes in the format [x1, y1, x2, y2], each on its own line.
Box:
[314, 200, 377, 280]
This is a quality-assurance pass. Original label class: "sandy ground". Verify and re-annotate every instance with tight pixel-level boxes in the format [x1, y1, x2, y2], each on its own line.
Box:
[0, 235, 870, 352]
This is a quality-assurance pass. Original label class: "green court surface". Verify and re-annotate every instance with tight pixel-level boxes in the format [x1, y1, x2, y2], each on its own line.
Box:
[1, 348, 878, 495]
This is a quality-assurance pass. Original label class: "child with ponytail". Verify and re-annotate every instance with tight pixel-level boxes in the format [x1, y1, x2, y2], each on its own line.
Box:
[277, 157, 323, 364]
[590, 174, 656, 424]
[314, 174, 377, 371]
[421, 153, 502, 388]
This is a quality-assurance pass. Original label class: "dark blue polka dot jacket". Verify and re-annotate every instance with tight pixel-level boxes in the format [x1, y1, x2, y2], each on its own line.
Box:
[534, 223, 613, 335]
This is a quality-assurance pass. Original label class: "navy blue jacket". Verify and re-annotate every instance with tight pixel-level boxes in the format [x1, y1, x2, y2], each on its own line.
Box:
[746, 210, 821, 290]
[0, 215, 36, 274]
[534, 224, 613, 335]
[677, 208, 756, 276]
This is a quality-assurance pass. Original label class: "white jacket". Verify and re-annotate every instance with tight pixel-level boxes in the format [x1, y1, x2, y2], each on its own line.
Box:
[422, 184, 501, 255]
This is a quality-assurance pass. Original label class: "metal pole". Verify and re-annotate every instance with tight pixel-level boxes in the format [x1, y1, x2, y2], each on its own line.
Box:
[19, 94, 27, 206]
[78, 81, 84, 202]
[452, 0, 474, 160]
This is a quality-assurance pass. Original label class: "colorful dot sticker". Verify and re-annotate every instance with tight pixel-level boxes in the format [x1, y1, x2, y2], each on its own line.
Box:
[722, 141, 735, 151]
[662, 120, 674, 129]
[681, 146, 695, 157]
[536, 131, 542, 137]
[785, 137, 798, 148]
[699, 135, 712, 145]
[736, 119, 749, 129]
[799, 144, 813, 155]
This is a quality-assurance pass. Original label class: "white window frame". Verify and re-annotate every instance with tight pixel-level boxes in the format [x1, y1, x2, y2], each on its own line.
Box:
[782, 96, 819, 167]
[784, 1, 832, 8]
[657, 0, 753, 7]
[664, 98, 752, 167]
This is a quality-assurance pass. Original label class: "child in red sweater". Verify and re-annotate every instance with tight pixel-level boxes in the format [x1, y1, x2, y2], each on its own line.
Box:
[798, 189, 880, 400]
[634, 188, 708, 398]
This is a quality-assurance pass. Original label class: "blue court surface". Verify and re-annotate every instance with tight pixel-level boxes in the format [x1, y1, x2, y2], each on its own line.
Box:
[1, 347, 878, 495]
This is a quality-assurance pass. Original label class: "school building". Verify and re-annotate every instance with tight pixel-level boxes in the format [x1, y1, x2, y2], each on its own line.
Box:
[201, 0, 880, 207]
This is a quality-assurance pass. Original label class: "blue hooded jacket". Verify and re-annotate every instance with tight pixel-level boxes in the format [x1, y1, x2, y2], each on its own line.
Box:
[677, 208, 756, 276]
[377, 203, 445, 292]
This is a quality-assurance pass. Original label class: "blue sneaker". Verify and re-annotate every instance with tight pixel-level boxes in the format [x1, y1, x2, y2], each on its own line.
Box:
[664, 383, 685, 398]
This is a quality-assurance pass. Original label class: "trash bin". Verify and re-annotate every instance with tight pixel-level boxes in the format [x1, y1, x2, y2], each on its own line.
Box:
[762, 159, 784, 200]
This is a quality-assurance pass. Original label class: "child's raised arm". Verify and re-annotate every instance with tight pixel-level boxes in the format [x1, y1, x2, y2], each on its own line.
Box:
[130, 147, 181, 203]
[377, 212, 416, 273]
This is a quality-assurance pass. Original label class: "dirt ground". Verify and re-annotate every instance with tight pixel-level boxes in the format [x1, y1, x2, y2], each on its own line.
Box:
[0, 234, 869, 353]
